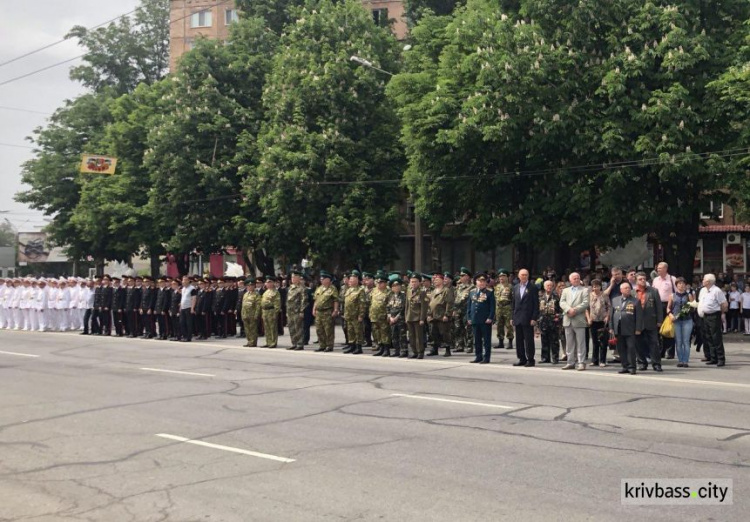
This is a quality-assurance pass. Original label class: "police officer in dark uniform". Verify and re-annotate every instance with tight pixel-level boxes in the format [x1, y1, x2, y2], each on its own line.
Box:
[100, 275, 113, 336]
[140, 276, 156, 338]
[154, 277, 169, 340]
[467, 274, 496, 364]
[124, 277, 137, 337]
[213, 279, 227, 338]
[113, 277, 126, 336]
[92, 277, 104, 335]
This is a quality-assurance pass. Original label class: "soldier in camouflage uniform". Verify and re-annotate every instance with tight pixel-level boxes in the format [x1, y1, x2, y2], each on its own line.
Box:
[387, 275, 408, 357]
[453, 267, 475, 353]
[362, 272, 374, 348]
[538, 280, 562, 364]
[370, 271, 391, 357]
[343, 271, 367, 354]
[241, 278, 262, 347]
[339, 272, 349, 346]
[427, 272, 455, 357]
[286, 270, 308, 350]
[495, 269, 514, 350]
[406, 273, 429, 359]
[313, 271, 339, 352]
[261, 276, 281, 348]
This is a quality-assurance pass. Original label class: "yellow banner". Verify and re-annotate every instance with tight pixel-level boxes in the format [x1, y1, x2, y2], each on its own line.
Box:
[80, 154, 117, 175]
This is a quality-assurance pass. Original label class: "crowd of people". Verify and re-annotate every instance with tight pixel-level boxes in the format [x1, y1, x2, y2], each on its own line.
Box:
[0, 262, 742, 373]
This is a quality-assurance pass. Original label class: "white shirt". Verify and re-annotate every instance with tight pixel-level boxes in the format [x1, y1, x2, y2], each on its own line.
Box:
[84, 287, 95, 308]
[741, 292, 750, 310]
[180, 285, 195, 310]
[728, 290, 741, 309]
[35, 287, 49, 310]
[519, 282, 527, 299]
[698, 285, 727, 317]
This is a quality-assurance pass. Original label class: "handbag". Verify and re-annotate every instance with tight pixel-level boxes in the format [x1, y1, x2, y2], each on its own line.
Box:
[659, 315, 675, 338]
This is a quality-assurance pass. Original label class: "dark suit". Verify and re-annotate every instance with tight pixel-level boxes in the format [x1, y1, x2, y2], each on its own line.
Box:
[467, 288, 496, 362]
[635, 286, 664, 367]
[512, 282, 540, 364]
[611, 295, 643, 371]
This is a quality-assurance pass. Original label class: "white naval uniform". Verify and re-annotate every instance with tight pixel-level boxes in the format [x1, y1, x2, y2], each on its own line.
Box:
[47, 287, 59, 331]
[34, 286, 49, 331]
[68, 284, 80, 330]
[56, 287, 71, 331]
[19, 285, 32, 330]
[0, 283, 8, 329]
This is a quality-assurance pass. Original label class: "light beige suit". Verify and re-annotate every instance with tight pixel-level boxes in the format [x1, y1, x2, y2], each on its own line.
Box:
[559, 285, 590, 364]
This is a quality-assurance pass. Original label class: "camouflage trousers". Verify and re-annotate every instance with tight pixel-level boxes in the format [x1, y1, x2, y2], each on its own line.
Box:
[431, 319, 452, 349]
[496, 303, 513, 341]
[453, 311, 473, 351]
[262, 310, 278, 347]
[390, 321, 407, 353]
[288, 310, 304, 348]
[316, 312, 335, 349]
[345, 317, 364, 344]
[242, 315, 259, 346]
[371, 319, 391, 347]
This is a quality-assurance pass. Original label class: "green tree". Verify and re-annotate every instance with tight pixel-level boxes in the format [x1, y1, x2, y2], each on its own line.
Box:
[0, 221, 15, 248]
[145, 17, 278, 272]
[66, 0, 170, 95]
[235, 0, 306, 34]
[245, 0, 404, 271]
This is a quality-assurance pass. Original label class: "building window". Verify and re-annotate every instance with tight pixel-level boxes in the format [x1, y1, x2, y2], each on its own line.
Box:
[225, 9, 239, 25]
[700, 201, 724, 220]
[372, 8, 388, 27]
[190, 10, 213, 28]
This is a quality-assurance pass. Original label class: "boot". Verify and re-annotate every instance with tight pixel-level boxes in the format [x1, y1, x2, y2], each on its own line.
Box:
[373, 344, 385, 356]
[427, 347, 439, 356]
[381, 346, 391, 358]
[507, 338, 514, 350]
[498, 339, 504, 349]
[343, 344, 354, 354]
[399, 349, 408, 358]
[443, 347, 452, 357]
[455, 347, 465, 352]
[353, 344, 363, 355]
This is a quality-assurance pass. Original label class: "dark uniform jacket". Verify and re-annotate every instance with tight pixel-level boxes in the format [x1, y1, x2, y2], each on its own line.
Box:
[611, 295, 644, 336]
[125, 287, 138, 312]
[141, 286, 156, 312]
[213, 288, 226, 314]
[467, 288, 496, 324]
[635, 286, 663, 331]
[169, 289, 181, 315]
[93, 285, 104, 309]
[101, 286, 113, 309]
[154, 287, 168, 314]
[114, 286, 126, 311]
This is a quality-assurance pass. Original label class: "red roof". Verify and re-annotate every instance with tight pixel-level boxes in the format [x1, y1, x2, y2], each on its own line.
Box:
[699, 225, 750, 233]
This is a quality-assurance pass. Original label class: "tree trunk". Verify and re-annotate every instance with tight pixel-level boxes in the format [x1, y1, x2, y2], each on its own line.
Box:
[95, 259, 105, 277]
[241, 249, 255, 276]
[430, 231, 442, 272]
[660, 212, 700, 280]
[175, 252, 190, 277]
[253, 248, 275, 276]
[149, 252, 161, 278]
[553, 242, 571, 276]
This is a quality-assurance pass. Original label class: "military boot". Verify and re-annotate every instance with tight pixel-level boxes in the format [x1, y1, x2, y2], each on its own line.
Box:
[381, 345, 391, 358]
[443, 347, 452, 357]
[507, 338, 514, 350]
[343, 344, 355, 354]
[427, 347, 439, 356]
[373, 344, 385, 356]
[353, 344, 363, 355]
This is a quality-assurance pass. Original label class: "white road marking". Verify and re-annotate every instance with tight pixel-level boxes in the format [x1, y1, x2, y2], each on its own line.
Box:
[140, 368, 215, 377]
[156, 434, 296, 463]
[390, 393, 517, 409]
[0, 350, 40, 358]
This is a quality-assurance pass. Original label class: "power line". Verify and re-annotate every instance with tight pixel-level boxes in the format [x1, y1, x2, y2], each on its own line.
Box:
[173, 147, 749, 204]
[0, 141, 34, 150]
[0, 0, 231, 90]
[0, 9, 139, 69]
[0, 105, 52, 116]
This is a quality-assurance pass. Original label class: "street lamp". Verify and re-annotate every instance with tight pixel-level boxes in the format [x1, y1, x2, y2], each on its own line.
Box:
[349, 53, 424, 271]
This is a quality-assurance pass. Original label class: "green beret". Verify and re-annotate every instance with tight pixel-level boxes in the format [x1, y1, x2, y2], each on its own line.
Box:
[244, 278, 254, 285]
[460, 266, 472, 277]
[443, 272, 453, 280]
[497, 268, 510, 277]
[320, 271, 333, 280]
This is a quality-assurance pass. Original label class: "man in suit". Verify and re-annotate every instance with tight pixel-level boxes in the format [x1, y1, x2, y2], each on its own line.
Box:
[634, 271, 665, 372]
[560, 272, 591, 370]
[467, 274, 496, 364]
[511, 268, 540, 367]
[610, 282, 643, 374]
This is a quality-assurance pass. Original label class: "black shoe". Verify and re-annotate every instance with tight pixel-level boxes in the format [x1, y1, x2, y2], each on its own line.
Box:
[706, 360, 717, 365]
[286, 347, 295, 350]
[373, 346, 385, 356]
[524, 361, 535, 367]
[80, 332, 89, 335]
[666, 355, 674, 360]
[630, 369, 637, 375]
[653, 365, 663, 372]
[513, 361, 527, 367]
[551, 359, 559, 364]
[498, 341, 504, 349]
[381, 350, 391, 358]
[470, 359, 481, 363]
[427, 349, 438, 356]
[399, 352, 408, 358]
[325, 347, 333, 352]
[455, 348, 465, 353]
[479, 360, 489, 364]
[409, 354, 418, 359]
[717, 361, 725, 367]
[638, 364, 648, 371]
[417, 353, 424, 359]
[343, 344, 354, 354]
[700, 357, 711, 362]
[353, 345, 363, 355]
[443, 349, 452, 357]
[540, 359, 550, 364]
[314, 347, 325, 352]
[618, 368, 630, 374]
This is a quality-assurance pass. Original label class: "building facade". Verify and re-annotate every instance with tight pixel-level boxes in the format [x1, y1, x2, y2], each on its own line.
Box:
[170, 0, 407, 71]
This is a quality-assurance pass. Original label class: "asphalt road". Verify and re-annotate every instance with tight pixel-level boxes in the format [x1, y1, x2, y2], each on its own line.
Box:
[0, 329, 748, 521]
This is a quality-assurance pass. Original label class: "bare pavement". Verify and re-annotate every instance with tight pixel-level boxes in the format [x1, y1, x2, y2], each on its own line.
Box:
[0, 329, 748, 521]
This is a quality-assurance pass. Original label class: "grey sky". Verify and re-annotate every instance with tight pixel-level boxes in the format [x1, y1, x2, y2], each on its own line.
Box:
[0, 0, 139, 231]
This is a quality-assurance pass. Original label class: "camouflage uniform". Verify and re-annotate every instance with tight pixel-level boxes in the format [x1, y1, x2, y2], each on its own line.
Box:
[261, 287, 281, 347]
[427, 283, 454, 356]
[538, 291, 561, 363]
[343, 285, 366, 351]
[314, 283, 338, 351]
[369, 285, 391, 356]
[387, 287, 408, 357]
[241, 289, 262, 347]
[453, 280, 475, 352]
[406, 284, 429, 358]
[495, 282, 514, 348]
[363, 283, 373, 347]
[286, 281, 308, 349]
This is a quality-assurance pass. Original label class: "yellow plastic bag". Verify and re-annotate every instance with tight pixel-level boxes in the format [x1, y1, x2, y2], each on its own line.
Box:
[660, 315, 675, 338]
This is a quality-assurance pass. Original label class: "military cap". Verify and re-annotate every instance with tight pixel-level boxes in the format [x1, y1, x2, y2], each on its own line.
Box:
[460, 266, 472, 277]
[497, 268, 510, 277]
[291, 269, 303, 276]
[443, 272, 453, 281]
[351, 270, 362, 280]
[421, 272, 432, 281]
[111, 276, 120, 281]
[265, 275, 276, 282]
[244, 278, 254, 285]
[255, 276, 264, 283]
[362, 271, 373, 279]
[320, 270, 333, 280]
[102, 275, 111, 280]
[134, 276, 143, 280]
[144, 276, 153, 282]
[475, 273, 487, 282]
[409, 272, 422, 281]
[375, 273, 388, 283]
[432, 272, 444, 279]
